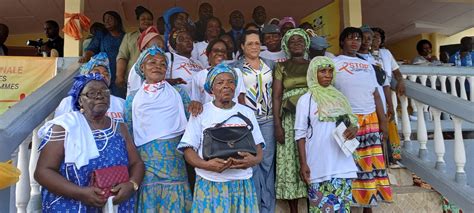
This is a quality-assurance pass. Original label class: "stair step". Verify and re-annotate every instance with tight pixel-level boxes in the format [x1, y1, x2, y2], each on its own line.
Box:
[388, 167, 414, 187]
[373, 186, 443, 213]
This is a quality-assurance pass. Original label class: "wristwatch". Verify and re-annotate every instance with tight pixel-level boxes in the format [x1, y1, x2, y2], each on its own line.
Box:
[129, 180, 139, 191]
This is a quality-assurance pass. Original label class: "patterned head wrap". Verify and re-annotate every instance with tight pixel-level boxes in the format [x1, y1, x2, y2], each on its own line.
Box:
[360, 24, 374, 37]
[134, 46, 168, 81]
[163, 7, 185, 51]
[204, 63, 238, 94]
[137, 26, 161, 51]
[68, 73, 107, 111]
[281, 28, 311, 59]
[279, 16, 296, 28]
[307, 56, 357, 126]
[79, 52, 110, 76]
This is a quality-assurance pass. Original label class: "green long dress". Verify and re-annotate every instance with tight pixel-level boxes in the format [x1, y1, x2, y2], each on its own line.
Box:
[274, 60, 309, 199]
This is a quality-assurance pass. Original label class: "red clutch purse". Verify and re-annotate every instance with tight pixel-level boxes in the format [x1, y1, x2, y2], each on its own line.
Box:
[90, 165, 129, 198]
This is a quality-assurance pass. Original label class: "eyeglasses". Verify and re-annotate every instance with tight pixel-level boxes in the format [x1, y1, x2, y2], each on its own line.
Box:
[211, 48, 227, 54]
[347, 34, 361, 41]
[81, 89, 110, 99]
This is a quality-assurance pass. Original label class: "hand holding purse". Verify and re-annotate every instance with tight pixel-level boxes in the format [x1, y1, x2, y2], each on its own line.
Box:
[90, 165, 129, 198]
[202, 112, 257, 161]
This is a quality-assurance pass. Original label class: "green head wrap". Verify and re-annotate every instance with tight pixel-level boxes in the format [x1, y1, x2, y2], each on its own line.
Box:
[281, 28, 311, 59]
[307, 56, 358, 126]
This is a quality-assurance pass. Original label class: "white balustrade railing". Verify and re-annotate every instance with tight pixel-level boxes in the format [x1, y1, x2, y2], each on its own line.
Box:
[394, 72, 474, 211]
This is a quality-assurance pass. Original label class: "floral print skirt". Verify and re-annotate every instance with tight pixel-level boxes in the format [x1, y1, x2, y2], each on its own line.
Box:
[308, 178, 353, 213]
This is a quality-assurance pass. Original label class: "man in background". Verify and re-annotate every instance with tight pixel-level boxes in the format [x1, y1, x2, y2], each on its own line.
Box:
[0, 23, 9, 56]
[43, 20, 64, 57]
[194, 2, 213, 42]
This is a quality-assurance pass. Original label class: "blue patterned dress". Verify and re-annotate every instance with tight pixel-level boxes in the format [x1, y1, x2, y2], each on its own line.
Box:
[124, 86, 193, 212]
[39, 119, 135, 212]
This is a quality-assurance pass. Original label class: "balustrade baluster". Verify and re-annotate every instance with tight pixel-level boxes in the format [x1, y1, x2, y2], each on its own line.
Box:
[15, 139, 31, 213]
[400, 95, 412, 149]
[28, 127, 41, 212]
[452, 116, 467, 185]
[415, 100, 428, 160]
[409, 75, 418, 116]
[439, 76, 447, 94]
[391, 90, 399, 125]
[448, 76, 458, 97]
[430, 108, 446, 172]
[458, 76, 467, 100]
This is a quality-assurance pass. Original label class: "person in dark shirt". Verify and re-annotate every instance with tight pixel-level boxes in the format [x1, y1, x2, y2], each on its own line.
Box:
[0, 23, 8, 56]
[227, 10, 245, 54]
[252, 6, 267, 30]
[44, 20, 64, 57]
[194, 2, 213, 42]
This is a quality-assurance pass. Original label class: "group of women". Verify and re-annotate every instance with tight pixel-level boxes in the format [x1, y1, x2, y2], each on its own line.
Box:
[35, 5, 405, 213]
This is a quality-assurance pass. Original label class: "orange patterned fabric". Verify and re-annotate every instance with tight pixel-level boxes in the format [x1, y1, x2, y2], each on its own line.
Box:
[351, 112, 393, 207]
[63, 13, 91, 40]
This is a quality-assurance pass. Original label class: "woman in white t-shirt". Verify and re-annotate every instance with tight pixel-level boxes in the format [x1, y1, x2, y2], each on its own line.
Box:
[333, 27, 392, 209]
[55, 52, 125, 121]
[191, 17, 223, 68]
[178, 63, 264, 212]
[191, 39, 246, 104]
[295, 56, 359, 212]
[166, 29, 204, 96]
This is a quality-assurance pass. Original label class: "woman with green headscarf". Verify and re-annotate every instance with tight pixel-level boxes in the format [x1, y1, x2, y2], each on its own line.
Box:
[295, 56, 359, 213]
[272, 28, 311, 212]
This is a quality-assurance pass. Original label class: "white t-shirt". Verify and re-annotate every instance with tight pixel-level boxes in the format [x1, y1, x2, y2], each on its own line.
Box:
[191, 41, 209, 68]
[191, 68, 247, 104]
[378, 48, 399, 82]
[166, 52, 204, 96]
[179, 102, 265, 182]
[333, 55, 378, 115]
[358, 52, 389, 113]
[259, 50, 287, 62]
[54, 95, 125, 121]
[127, 61, 142, 96]
[325, 51, 336, 58]
[294, 93, 358, 183]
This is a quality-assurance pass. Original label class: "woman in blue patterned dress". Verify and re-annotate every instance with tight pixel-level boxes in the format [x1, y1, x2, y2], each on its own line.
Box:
[124, 46, 193, 212]
[80, 11, 126, 98]
[35, 73, 144, 212]
[178, 63, 264, 213]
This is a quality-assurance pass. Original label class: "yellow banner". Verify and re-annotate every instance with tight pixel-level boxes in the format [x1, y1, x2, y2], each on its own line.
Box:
[300, 0, 341, 54]
[0, 56, 56, 115]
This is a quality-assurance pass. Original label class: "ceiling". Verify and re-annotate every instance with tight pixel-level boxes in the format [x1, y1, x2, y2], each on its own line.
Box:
[0, 0, 473, 45]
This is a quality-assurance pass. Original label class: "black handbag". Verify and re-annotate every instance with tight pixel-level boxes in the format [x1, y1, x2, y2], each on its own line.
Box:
[202, 112, 257, 161]
[356, 54, 386, 86]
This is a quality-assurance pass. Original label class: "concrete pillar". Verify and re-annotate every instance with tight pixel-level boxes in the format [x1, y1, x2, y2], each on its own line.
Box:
[342, 0, 362, 28]
[64, 0, 84, 57]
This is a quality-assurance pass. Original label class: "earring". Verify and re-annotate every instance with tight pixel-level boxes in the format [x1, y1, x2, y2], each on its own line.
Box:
[79, 107, 84, 113]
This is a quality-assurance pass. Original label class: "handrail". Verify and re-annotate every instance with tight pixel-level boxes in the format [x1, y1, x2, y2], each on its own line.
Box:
[399, 65, 474, 76]
[0, 62, 80, 161]
[392, 79, 474, 123]
[391, 77, 474, 212]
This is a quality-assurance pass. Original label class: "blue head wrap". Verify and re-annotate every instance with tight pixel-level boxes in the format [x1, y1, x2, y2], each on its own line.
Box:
[204, 63, 238, 94]
[163, 7, 185, 51]
[134, 46, 168, 81]
[68, 73, 107, 111]
[79, 52, 110, 76]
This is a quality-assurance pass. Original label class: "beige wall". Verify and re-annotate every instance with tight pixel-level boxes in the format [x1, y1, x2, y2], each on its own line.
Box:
[387, 27, 474, 63]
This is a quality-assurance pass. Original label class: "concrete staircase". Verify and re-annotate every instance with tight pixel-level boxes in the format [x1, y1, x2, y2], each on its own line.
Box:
[274, 166, 444, 212]
[372, 166, 443, 213]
